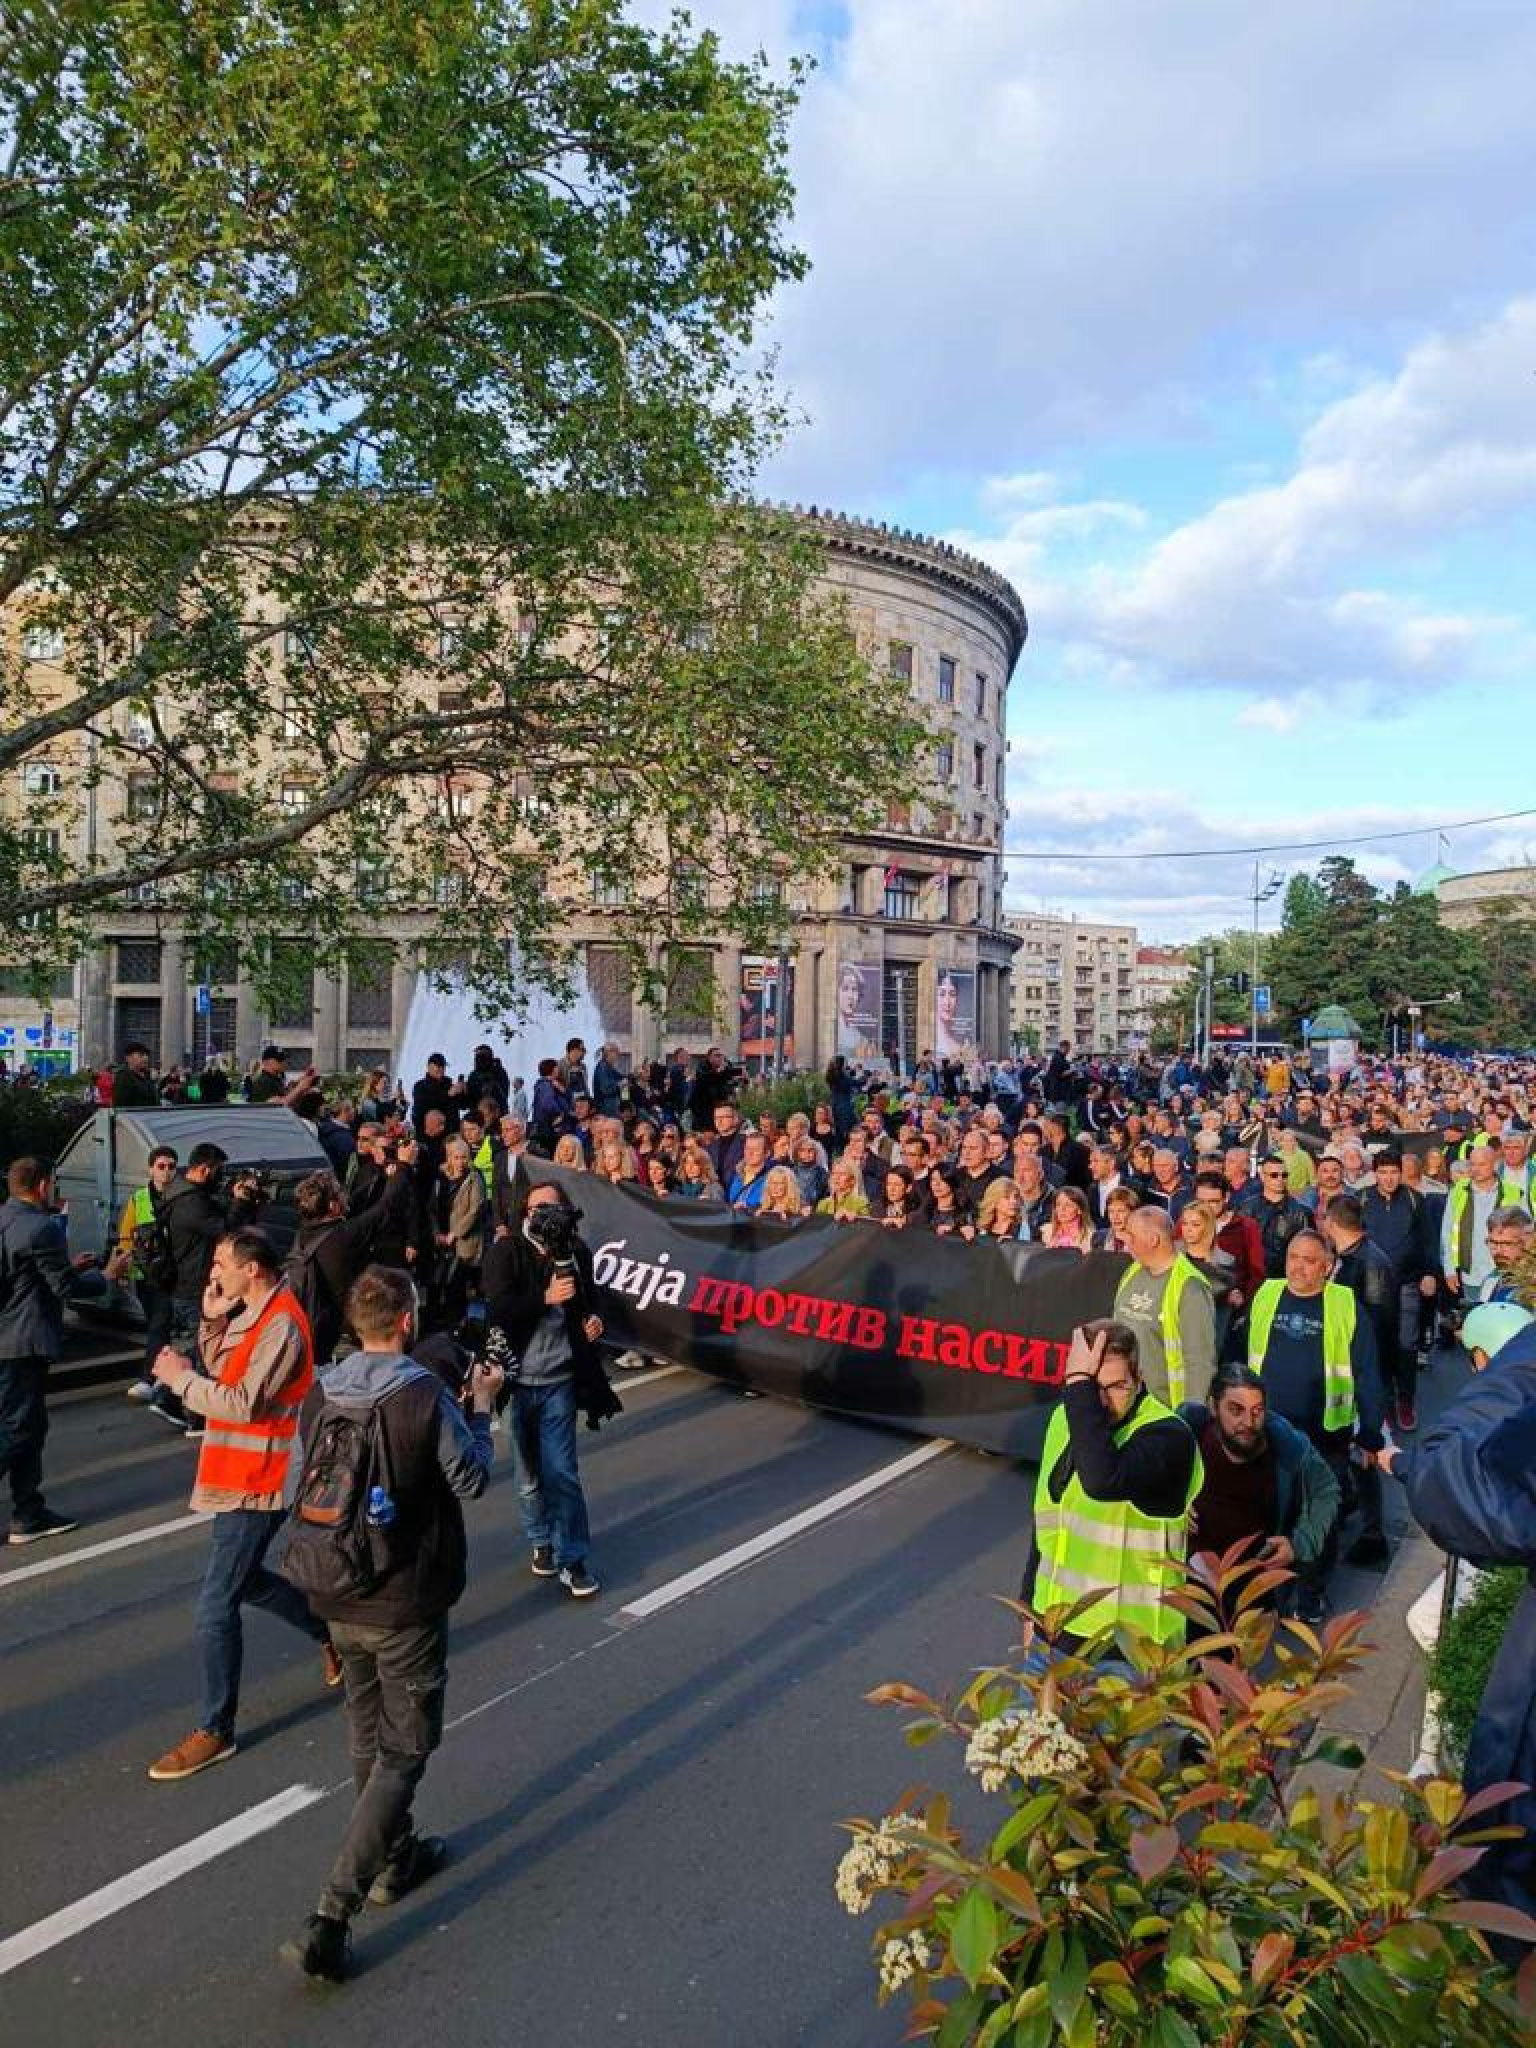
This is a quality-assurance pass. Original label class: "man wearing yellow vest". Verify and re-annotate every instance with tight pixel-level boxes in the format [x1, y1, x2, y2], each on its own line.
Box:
[1247, 1230, 1386, 1620]
[1113, 1206, 1216, 1407]
[119, 1144, 179, 1403]
[146, 1227, 338, 1781]
[1440, 1141, 1505, 1303]
[1030, 1320, 1202, 1652]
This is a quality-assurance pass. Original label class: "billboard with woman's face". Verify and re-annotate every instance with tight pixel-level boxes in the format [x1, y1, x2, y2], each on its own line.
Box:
[935, 968, 977, 1059]
[836, 960, 884, 1064]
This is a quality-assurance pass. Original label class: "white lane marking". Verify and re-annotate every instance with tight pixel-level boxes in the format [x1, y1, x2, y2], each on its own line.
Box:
[3, 1371, 686, 1590]
[0, 1782, 326, 1979]
[614, 1438, 953, 1624]
[0, 1513, 209, 1589]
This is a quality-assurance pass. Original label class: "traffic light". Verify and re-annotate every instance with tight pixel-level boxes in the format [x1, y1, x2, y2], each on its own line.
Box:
[1227, 971, 1251, 995]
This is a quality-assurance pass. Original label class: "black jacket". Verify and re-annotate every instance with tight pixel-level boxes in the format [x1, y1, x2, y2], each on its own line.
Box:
[297, 1351, 493, 1627]
[160, 1177, 258, 1303]
[1250, 1193, 1311, 1277]
[1333, 1235, 1401, 1378]
[290, 1171, 417, 1357]
[1360, 1185, 1431, 1284]
[480, 1234, 622, 1431]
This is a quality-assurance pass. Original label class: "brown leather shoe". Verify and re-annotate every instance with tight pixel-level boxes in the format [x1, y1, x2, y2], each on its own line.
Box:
[147, 1729, 237, 1781]
[321, 1641, 345, 1690]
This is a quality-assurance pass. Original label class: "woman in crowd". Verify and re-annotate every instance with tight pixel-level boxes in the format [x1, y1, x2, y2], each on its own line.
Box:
[593, 1140, 633, 1185]
[789, 1133, 830, 1210]
[877, 1164, 923, 1229]
[552, 1134, 587, 1172]
[675, 1137, 721, 1201]
[816, 1159, 870, 1221]
[811, 1100, 840, 1160]
[975, 1176, 1024, 1243]
[643, 1154, 677, 1200]
[758, 1167, 804, 1225]
[923, 1162, 976, 1239]
[1096, 1184, 1140, 1253]
[1040, 1185, 1093, 1254]
[1277, 1126, 1315, 1195]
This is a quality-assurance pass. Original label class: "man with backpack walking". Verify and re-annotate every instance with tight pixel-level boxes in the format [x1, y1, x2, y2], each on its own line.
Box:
[146, 1227, 339, 1782]
[280, 1264, 502, 1983]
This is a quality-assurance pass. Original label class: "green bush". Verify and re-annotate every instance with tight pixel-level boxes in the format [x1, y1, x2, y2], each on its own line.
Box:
[1429, 1566, 1525, 1762]
[0, 1081, 94, 1173]
[838, 1551, 1536, 2044]
[736, 1073, 828, 1125]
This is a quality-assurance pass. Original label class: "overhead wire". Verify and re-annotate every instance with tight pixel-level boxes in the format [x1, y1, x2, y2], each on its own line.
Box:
[1004, 804, 1536, 862]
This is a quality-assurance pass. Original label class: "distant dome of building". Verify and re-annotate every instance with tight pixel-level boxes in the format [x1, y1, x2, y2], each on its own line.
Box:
[1413, 859, 1459, 898]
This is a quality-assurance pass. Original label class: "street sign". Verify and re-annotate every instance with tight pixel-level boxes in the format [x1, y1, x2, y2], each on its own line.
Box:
[1254, 985, 1271, 1016]
[1301, 1016, 1313, 1039]
[0, 1027, 13, 1050]
[194, 984, 212, 1016]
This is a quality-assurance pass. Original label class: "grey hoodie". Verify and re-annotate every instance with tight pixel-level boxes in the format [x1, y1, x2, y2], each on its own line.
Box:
[316, 1350, 494, 1501]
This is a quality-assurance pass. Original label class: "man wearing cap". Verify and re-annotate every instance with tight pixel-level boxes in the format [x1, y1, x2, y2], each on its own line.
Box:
[1376, 1303, 1536, 1922]
[247, 1046, 288, 1104]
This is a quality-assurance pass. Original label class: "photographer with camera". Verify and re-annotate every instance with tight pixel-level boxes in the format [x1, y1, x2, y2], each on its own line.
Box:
[148, 1142, 266, 1434]
[481, 1181, 621, 1598]
[278, 1265, 504, 1984]
[287, 1146, 420, 1361]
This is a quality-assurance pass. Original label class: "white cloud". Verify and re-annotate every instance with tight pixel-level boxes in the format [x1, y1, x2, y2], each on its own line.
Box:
[1237, 698, 1300, 734]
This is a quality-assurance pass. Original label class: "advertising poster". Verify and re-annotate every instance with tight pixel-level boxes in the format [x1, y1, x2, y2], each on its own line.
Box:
[934, 967, 977, 1060]
[834, 959, 884, 1065]
[739, 956, 796, 1071]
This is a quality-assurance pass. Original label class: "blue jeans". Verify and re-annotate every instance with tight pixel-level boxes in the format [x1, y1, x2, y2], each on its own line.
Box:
[195, 1508, 328, 1739]
[509, 1378, 590, 1569]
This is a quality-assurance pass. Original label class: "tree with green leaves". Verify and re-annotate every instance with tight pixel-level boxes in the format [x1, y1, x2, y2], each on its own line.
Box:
[0, 0, 924, 1014]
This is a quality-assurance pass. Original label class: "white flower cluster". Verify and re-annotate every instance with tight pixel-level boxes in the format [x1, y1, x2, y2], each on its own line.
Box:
[835, 1815, 917, 1915]
[878, 1932, 933, 1994]
[964, 1708, 1089, 1794]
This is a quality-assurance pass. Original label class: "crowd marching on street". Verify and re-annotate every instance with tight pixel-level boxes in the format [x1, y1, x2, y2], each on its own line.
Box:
[3, 1026, 1536, 1977]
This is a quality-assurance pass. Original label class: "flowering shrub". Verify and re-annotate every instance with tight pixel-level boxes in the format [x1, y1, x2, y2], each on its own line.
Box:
[837, 1546, 1536, 2045]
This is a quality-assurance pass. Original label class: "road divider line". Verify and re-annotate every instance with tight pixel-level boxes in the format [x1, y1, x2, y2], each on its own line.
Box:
[613, 1438, 953, 1624]
[0, 1782, 326, 1979]
[0, 1512, 209, 1589]
[613, 1364, 682, 1390]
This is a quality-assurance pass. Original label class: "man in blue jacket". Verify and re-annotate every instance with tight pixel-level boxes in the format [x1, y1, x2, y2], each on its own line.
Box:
[0, 1155, 127, 1542]
[1378, 1305, 1536, 1920]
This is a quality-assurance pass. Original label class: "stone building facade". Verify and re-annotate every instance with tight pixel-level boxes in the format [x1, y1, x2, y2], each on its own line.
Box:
[6, 510, 1027, 1078]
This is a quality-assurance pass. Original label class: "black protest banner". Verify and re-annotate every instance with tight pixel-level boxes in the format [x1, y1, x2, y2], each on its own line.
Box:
[522, 1161, 1127, 1458]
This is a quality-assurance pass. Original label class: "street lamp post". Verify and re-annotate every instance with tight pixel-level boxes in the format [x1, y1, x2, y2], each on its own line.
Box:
[1250, 861, 1284, 1054]
[1403, 990, 1462, 1055]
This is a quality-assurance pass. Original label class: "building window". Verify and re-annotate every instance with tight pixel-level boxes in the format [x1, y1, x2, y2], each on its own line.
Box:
[116, 939, 163, 986]
[113, 996, 162, 1067]
[750, 873, 784, 911]
[975, 672, 987, 716]
[882, 962, 919, 1070]
[432, 869, 465, 907]
[346, 949, 393, 1030]
[937, 655, 956, 704]
[21, 761, 62, 796]
[590, 867, 628, 909]
[280, 780, 308, 815]
[995, 756, 1005, 800]
[280, 693, 304, 742]
[283, 625, 315, 662]
[973, 742, 987, 790]
[22, 624, 64, 662]
[195, 942, 239, 986]
[346, 1046, 391, 1072]
[356, 858, 391, 907]
[883, 870, 921, 921]
[663, 947, 714, 1036]
[587, 944, 635, 1036]
[935, 740, 954, 781]
[192, 997, 238, 1068]
[673, 860, 707, 911]
[887, 641, 914, 682]
[437, 619, 463, 664]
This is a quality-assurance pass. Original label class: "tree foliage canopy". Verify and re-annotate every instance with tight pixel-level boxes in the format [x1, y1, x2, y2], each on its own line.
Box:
[0, 0, 925, 1009]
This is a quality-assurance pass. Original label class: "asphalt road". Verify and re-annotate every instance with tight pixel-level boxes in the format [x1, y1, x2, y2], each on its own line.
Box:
[0, 1345, 1448, 2048]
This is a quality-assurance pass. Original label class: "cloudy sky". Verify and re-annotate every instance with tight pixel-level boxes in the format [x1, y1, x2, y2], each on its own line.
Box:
[662, 0, 1536, 939]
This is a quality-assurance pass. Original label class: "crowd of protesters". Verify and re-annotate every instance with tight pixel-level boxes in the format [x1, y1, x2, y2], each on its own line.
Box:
[6, 1025, 1536, 1970]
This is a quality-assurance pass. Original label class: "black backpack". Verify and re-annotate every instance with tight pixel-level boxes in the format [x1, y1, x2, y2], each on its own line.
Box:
[283, 1390, 407, 1603]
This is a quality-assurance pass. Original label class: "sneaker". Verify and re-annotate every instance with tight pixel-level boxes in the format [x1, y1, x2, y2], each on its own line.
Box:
[280, 1913, 352, 1983]
[8, 1508, 80, 1546]
[560, 1563, 600, 1599]
[147, 1729, 238, 1781]
[147, 1399, 187, 1432]
[367, 1834, 449, 1907]
[1395, 1394, 1418, 1434]
[1294, 1589, 1327, 1627]
[126, 1378, 156, 1402]
[321, 1641, 345, 1690]
[530, 1543, 558, 1578]
[182, 1417, 205, 1440]
[1345, 1533, 1391, 1570]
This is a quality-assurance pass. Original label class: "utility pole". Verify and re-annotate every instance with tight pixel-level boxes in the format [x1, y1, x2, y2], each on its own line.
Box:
[1201, 946, 1215, 1065]
[1250, 860, 1284, 1054]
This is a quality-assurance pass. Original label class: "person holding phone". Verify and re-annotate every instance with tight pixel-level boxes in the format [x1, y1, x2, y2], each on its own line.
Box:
[281, 1264, 503, 1984]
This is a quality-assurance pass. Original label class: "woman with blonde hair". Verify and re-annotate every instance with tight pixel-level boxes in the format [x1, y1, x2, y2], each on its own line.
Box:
[816, 1159, 870, 1221]
[976, 1176, 1024, 1242]
[758, 1167, 803, 1222]
[594, 1140, 632, 1185]
[1041, 1185, 1093, 1254]
[675, 1137, 721, 1201]
[552, 1134, 587, 1172]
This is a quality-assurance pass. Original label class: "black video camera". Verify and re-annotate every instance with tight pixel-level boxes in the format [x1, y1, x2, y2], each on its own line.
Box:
[523, 1195, 581, 1277]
